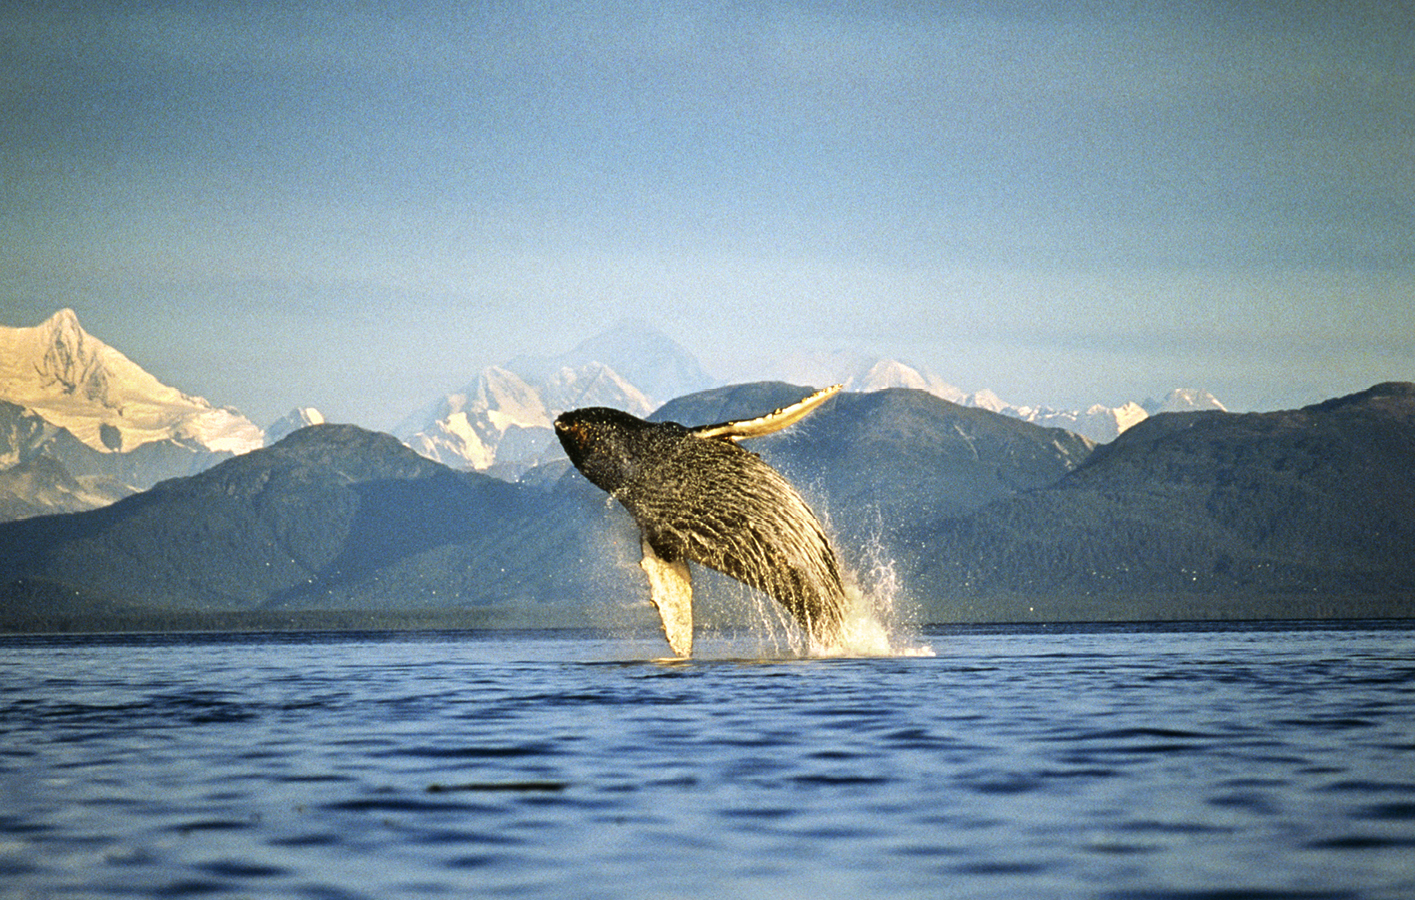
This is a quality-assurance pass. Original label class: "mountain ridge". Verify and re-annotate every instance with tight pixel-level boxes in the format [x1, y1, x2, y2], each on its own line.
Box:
[399, 338, 1221, 477]
[4, 309, 1231, 518]
[2, 382, 1409, 632]
[907, 382, 1415, 618]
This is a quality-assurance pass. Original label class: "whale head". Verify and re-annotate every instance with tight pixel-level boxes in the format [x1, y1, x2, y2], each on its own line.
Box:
[554, 407, 661, 495]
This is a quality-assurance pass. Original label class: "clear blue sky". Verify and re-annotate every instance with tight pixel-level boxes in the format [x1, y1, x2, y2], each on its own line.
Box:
[3, 1, 1411, 428]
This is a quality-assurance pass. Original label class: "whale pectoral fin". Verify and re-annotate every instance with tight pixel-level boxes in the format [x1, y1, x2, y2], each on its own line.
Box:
[639, 538, 693, 658]
[691, 383, 842, 442]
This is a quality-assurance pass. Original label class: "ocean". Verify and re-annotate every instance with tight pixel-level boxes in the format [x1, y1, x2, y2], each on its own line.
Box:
[3, 622, 1413, 899]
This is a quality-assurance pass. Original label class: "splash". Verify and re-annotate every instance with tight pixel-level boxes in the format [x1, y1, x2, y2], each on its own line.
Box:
[586, 467, 933, 660]
[824, 540, 935, 658]
[810, 500, 934, 658]
[683, 529, 934, 660]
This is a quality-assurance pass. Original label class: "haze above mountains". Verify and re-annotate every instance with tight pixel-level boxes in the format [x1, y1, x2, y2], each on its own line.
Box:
[2, 309, 1223, 519]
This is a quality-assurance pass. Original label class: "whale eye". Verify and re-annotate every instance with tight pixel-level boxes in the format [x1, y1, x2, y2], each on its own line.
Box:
[554, 419, 594, 460]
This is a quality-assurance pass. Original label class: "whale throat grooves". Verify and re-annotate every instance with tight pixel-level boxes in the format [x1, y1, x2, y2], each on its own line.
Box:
[627, 437, 846, 645]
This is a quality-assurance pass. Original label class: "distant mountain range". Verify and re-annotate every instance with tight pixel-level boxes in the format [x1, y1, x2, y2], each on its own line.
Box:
[754, 350, 1226, 442]
[1, 381, 1410, 632]
[390, 321, 717, 479]
[397, 336, 1226, 477]
[0, 310, 323, 521]
[0, 308, 1226, 523]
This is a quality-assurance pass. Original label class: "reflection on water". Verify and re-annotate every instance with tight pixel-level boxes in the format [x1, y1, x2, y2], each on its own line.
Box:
[2, 623, 1413, 899]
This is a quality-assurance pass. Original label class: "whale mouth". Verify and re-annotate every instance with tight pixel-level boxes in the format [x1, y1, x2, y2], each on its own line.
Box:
[554, 417, 591, 468]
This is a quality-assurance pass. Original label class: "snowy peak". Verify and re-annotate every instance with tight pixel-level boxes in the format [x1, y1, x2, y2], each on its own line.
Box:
[398, 326, 678, 477]
[965, 389, 1011, 414]
[396, 362, 653, 476]
[966, 389, 1223, 443]
[857, 359, 967, 401]
[757, 348, 1224, 444]
[36, 308, 102, 400]
[3, 309, 184, 418]
[397, 322, 1230, 477]
[397, 367, 555, 472]
[757, 351, 966, 403]
[476, 366, 551, 429]
[1145, 389, 1228, 415]
[264, 407, 326, 445]
[540, 362, 652, 417]
[1021, 402, 1150, 443]
[0, 308, 271, 519]
[0, 309, 263, 455]
[507, 320, 712, 407]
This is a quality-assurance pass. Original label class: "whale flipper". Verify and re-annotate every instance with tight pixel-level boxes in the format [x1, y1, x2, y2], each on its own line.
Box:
[639, 538, 693, 657]
[691, 383, 842, 442]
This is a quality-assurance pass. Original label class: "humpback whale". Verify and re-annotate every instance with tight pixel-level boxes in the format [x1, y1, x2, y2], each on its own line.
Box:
[554, 384, 847, 657]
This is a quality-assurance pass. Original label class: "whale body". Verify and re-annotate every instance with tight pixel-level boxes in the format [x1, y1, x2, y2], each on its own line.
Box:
[554, 384, 846, 657]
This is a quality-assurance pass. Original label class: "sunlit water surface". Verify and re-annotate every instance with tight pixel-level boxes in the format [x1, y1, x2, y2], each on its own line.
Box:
[3, 623, 1413, 899]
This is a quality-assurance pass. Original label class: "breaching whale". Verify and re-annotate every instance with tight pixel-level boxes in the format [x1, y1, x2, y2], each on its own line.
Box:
[554, 384, 847, 657]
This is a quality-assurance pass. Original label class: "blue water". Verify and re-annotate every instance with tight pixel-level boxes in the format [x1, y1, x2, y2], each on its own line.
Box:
[3, 623, 1413, 899]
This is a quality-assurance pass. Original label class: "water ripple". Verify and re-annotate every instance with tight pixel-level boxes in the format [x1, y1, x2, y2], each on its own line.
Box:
[2, 625, 1412, 900]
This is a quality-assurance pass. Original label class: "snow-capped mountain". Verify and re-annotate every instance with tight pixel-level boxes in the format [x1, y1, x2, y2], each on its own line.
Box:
[971, 389, 1225, 443]
[401, 323, 1232, 477]
[396, 367, 556, 474]
[394, 361, 654, 479]
[396, 323, 710, 478]
[0, 309, 266, 519]
[506, 320, 715, 407]
[751, 349, 1224, 443]
[756, 351, 968, 402]
[264, 407, 326, 445]
[1144, 389, 1228, 415]
[0, 309, 263, 457]
[1011, 402, 1151, 443]
[961, 388, 1012, 414]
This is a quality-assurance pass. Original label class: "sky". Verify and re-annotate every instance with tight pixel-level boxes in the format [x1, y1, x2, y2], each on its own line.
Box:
[2, 1, 1411, 429]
